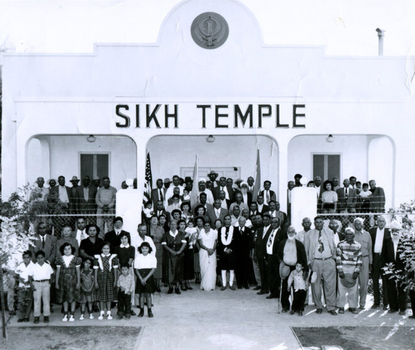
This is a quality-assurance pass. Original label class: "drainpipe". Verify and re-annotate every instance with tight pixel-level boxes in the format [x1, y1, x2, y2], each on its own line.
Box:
[376, 28, 385, 56]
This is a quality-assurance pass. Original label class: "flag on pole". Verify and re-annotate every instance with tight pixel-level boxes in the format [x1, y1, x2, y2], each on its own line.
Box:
[143, 152, 152, 206]
[190, 155, 199, 210]
[252, 149, 261, 202]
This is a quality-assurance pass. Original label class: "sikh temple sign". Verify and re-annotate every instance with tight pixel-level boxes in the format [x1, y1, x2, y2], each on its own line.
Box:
[115, 103, 306, 129]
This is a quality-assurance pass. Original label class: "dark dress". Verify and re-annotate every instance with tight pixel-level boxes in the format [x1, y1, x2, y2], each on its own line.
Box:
[94, 254, 119, 302]
[135, 254, 157, 294]
[150, 225, 164, 279]
[114, 245, 135, 267]
[55, 255, 82, 303]
[161, 231, 186, 284]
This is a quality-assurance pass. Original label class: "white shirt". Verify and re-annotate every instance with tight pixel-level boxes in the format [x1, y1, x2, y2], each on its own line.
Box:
[134, 253, 157, 269]
[28, 262, 54, 281]
[15, 261, 35, 287]
[75, 229, 88, 246]
[374, 227, 385, 253]
[220, 199, 228, 210]
[262, 225, 270, 238]
[131, 235, 156, 256]
[220, 186, 230, 200]
[58, 185, 69, 203]
[263, 190, 271, 205]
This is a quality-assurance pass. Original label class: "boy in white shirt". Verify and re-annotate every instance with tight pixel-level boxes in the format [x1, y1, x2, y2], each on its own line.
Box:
[28, 250, 54, 324]
[15, 250, 35, 322]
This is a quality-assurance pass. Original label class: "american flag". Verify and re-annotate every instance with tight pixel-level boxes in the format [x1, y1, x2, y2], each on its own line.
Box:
[143, 152, 152, 205]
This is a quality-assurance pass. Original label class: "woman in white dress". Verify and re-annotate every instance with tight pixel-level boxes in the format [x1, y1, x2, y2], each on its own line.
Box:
[198, 221, 218, 291]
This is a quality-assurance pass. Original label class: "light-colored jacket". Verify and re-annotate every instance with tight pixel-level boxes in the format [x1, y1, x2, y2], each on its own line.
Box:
[304, 228, 336, 266]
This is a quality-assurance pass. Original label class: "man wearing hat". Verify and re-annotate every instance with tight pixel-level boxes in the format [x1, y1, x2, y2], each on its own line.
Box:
[104, 216, 131, 252]
[353, 218, 373, 309]
[69, 176, 80, 214]
[207, 170, 219, 187]
[336, 227, 362, 314]
[278, 226, 307, 313]
[382, 221, 406, 314]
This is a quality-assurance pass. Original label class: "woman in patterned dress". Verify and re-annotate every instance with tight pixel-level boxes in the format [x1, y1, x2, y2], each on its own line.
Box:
[55, 242, 82, 322]
[161, 220, 187, 294]
[149, 216, 164, 292]
[94, 242, 119, 320]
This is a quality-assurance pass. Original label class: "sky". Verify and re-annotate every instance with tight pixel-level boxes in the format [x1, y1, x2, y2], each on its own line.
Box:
[0, 0, 414, 56]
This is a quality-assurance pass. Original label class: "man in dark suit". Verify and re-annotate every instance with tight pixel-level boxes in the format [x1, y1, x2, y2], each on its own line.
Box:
[267, 201, 287, 229]
[259, 180, 277, 206]
[30, 222, 57, 266]
[336, 178, 357, 213]
[239, 182, 253, 207]
[151, 178, 165, 207]
[213, 177, 234, 202]
[49, 175, 72, 212]
[207, 170, 220, 188]
[68, 176, 80, 214]
[265, 217, 287, 299]
[104, 216, 131, 253]
[234, 216, 253, 289]
[207, 199, 229, 226]
[256, 194, 269, 215]
[218, 190, 231, 211]
[369, 215, 390, 309]
[154, 200, 171, 223]
[254, 213, 272, 295]
[76, 175, 97, 214]
[382, 221, 406, 314]
[278, 226, 308, 312]
[369, 180, 386, 213]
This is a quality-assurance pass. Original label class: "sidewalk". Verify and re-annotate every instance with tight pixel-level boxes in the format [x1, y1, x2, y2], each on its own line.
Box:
[6, 284, 413, 350]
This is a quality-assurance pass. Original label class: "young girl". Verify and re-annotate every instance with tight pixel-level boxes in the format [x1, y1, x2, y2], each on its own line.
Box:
[287, 262, 308, 316]
[134, 242, 157, 317]
[94, 242, 119, 320]
[79, 258, 95, 320]
[55, 243, 82, 322]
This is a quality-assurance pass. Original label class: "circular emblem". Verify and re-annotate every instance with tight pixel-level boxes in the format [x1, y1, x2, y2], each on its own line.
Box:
[191, 12, 229, 50]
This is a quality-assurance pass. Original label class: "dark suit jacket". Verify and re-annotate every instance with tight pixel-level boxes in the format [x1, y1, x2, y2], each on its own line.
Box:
[278, 239, 308, 274]
[233, 226, 252, 257]
[151, 187, 165, 206]
[257, 204, 269, 215]
[76, 185, 97, 213]
[259, 190, 277, 204]
[336, 187, 357, 212]
[104, 230, 131, 253]
[212, 185, 235, 202]
[255, 225, 272, 260]
[369, 227, 391, 265]
[370, 187, 386, 212]
[268, 227, 287, 256]
[206, 206, 229, 226]
[240, 192, 253, 207]
[30, 234, 57, 265]
[382, 237, 404, 270]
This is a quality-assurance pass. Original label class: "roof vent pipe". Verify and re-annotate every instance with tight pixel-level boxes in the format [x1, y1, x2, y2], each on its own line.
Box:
[376, 28, 385, 56]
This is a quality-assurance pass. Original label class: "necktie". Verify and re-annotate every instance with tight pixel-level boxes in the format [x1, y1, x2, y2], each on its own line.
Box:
[318, 231, 324, 253]
[268, 230, 275, 247]
[42, 237, 45, 249]
[345, 188, 348, 199]
[266, 191, 270, 203]
[160, 190, 163, 201]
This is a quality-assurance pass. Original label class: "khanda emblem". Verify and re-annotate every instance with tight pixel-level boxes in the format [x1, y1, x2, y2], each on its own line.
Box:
[191, 12, 229, 49]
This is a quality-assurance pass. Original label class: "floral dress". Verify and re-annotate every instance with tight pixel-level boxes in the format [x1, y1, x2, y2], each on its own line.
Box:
[55, 255, 82, 303]
[94, 254, 119, 302]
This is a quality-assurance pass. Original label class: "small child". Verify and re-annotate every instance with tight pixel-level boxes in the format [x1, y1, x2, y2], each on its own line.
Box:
[182, 189, 190, 202]
[287, 262, 308, 316]
[80, 258, 95, 320]
[185, 221, 198, 249]
[359, 183, 372, 213]
[28, 250, 54, 324]
[143, 202, 153, 220]
[15, 250, 34, 322]
[94, 242, 119, 320]
[134, 242, 157, 318]
[117, 265, 135, 320]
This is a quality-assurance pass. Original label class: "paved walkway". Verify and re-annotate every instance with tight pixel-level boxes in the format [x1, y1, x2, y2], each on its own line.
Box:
[6, 284, 414, 350]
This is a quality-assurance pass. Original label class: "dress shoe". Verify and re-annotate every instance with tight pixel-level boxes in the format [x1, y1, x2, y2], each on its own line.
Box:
[316, 309, 323, 314]
[282, 308, 289, 313]
[257, 291, 267, 295]
[244, 285, 249, 289]
[230, 286, 236, 291]
[253, 286, 261, 291]
[34, 317, 40, 324]
[330, 310, 338, 316]
[298, 311, 303, 316]
[138, 309, 144, 317]
[289, 310, 295, 315]
[399, 311, 406, 315]
[349, 308, 358, 314]
[358, 305, 365, 310]
[266, 294, 278, 299]
[44, 316, 49, 323]
[237, 286, 242, 289]
[155, 286, 161, 293]
[181, 285, 187, 291]
[175, 288, 181, 295]
[130, 310, 136, 316]
[388, 309, 397, 313]
[17, 319, 24, 323]
[383, 305, 389, 311]
[23, 318, 30, 322]
[186, 284, 193, 290]
[167, 287, 173, 294]
[338, 308, 344, 314]
[221, 286, 227, 291]
[148, 309, 154, 318]
[371, 304, 379, 309]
